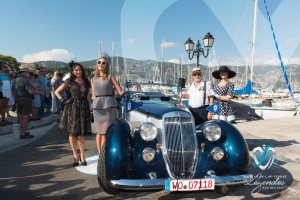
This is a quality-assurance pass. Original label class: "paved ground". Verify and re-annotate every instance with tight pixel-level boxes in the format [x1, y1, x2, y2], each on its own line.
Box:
[235, 116, 300, 199]
[0, 114, 299, 199]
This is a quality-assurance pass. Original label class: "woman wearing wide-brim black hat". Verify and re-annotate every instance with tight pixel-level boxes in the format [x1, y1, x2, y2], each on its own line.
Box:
[212, 65, 236, 79]
[211, 66, 236, 123]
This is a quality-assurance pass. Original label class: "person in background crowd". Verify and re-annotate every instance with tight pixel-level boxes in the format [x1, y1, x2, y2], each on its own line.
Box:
[91, 55, 124, 153]
[55, 73, 66, 118]
[55, 62, 91, 167]
[12, 68, 35, 139]
[136, 85, 142, 92]
[51, 71, 59, 114]
[6, 73, 15, 118]
[9, 70, 17, 112]
[212, 66, 236, 123]
[0, 61, 13, 126]
[179, 67, 214, 126]
[37, 68, 48, 118]
[29, 72, 43, 120]
[45, 77, 52, 114]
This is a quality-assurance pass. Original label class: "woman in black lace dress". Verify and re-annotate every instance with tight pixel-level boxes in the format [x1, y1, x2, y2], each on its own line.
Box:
[55, 62, 91, 167]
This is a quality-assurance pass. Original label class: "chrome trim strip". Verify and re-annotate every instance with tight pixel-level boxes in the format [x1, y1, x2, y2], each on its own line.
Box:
[110, 174, 253, 189]
[111, 178, 169, 189]
[161, 111, 197, 179]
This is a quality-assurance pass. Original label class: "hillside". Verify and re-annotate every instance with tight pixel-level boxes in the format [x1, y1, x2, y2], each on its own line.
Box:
[21, 57, 300, 90]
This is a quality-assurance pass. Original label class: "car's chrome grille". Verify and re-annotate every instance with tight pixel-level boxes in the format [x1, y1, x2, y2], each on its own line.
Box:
[162, 112, 198, 179]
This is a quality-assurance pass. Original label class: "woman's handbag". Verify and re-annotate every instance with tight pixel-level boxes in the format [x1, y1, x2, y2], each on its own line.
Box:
[64, 98, 74, 105]
[90, 110, 94, 123]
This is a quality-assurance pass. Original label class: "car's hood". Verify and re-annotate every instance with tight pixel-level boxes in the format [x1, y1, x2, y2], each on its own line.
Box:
[133, 100, 185, 119]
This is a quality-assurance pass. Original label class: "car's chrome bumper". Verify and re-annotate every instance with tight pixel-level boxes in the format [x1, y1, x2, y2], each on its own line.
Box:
[209, 174, 253, 186]
[110, 174, 253, 190]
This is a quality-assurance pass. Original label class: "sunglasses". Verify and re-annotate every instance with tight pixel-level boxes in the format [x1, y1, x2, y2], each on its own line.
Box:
[97, 61, 106, 65]
[192, 73, 202, 76]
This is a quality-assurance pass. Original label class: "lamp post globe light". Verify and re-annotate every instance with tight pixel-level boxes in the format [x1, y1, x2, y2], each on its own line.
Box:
[184, 32, 214, 68]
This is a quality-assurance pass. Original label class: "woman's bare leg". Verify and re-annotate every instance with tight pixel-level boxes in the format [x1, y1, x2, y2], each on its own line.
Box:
[69, 135, 78, 160]
[100, 135, 106, 150]
[96, 133, 102, 153]
[78, 136, 86, 162]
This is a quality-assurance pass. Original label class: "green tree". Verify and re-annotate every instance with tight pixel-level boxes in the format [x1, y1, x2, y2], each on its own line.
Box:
[0, 54, 20, 71]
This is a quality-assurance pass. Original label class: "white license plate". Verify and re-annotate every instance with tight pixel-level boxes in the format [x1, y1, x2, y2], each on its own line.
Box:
[165, 179, 215, 191]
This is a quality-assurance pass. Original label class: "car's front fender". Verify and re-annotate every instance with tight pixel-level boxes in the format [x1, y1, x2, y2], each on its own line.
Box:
[195, 120, 250, 176]
[105, 119, 131, 180]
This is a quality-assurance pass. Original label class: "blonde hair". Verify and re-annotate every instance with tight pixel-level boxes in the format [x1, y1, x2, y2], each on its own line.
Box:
[94, 56, 109, 79]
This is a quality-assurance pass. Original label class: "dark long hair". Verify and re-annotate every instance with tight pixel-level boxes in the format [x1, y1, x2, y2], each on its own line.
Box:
[69, 61, 91, 88]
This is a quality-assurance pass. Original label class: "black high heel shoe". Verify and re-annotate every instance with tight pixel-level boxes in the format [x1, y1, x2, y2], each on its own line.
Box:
[73, 157, 79, 167]
[79, 156, 87, 166]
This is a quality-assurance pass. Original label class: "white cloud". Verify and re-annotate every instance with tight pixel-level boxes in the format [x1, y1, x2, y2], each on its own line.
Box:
[22, 49, 74, 63]
[286, 57, 300, 64]
[167, 58, 185, 64]
[161, 41, 176, 49]
[219, 55, 300, 66]
[252, 55, 298, 66]
[127, 38, 134, 44]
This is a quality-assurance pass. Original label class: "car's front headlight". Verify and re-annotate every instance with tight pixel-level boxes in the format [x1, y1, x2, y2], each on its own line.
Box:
[203, 123, 221, 142]
[140, 122, 157, 141]
[211, 147, 224, 160]
[142, 148, 156, 162]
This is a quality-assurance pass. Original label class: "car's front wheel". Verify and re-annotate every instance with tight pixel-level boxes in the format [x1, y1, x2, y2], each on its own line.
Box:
[97, 143, 120, 195]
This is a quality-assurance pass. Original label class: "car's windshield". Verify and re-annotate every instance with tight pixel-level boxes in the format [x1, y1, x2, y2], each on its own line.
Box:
[124, 83, 180, 99]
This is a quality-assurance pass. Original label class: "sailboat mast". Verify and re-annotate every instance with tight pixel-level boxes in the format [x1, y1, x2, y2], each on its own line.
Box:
[208, 52, 211, 81]
[173, 62, 176, 84]
[250, 0, 258, 83]
[180, 54, 183, 78]
[111, 41, 114, 75]
[116, 54, 119, 82]
[99, 41, 103, 57]
[160, 38, 164, 83]
[245, 57, 248, 85]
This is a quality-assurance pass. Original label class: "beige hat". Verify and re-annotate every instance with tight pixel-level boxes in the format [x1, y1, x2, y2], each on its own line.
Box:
[192, 67, 201, 72]
[19, 68, 32, 73]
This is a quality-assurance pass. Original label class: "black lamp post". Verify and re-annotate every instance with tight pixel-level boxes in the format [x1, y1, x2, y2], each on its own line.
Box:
[184, 32, 214, 68]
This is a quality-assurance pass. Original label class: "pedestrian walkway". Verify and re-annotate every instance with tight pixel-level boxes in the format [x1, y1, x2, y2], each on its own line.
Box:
[0, 111, 57, 136]
[0, 111, 58, 154]
[0, 122, 57, 154]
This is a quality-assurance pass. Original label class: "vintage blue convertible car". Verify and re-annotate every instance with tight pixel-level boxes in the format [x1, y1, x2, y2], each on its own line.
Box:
[97, 82, 253, 194]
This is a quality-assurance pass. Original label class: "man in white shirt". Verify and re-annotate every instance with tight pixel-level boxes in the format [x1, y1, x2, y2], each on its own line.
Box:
[179, 67, 214, 126]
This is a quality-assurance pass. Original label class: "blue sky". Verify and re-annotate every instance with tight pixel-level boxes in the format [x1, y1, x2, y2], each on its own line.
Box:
[1, 0, 300, 66]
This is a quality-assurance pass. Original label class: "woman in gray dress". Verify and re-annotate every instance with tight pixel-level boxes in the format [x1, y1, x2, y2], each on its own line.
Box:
[91, 55, 124, 153]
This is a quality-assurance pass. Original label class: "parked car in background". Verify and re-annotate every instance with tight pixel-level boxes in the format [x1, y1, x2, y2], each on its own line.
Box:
[97, 82, 253, 194]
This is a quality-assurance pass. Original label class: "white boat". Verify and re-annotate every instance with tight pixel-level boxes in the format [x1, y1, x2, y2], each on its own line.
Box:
[251, 98, 299, 119]
[253, 107, 296, 120]
[260, 88, 288, 99]
[232, 98, 298, 120]
[232, 0, 300, 120]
